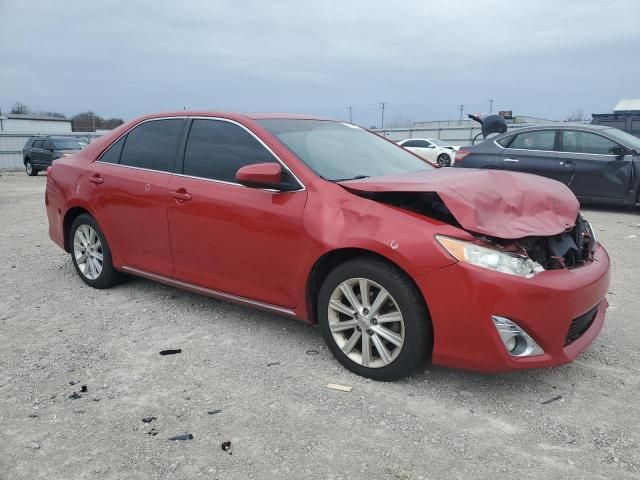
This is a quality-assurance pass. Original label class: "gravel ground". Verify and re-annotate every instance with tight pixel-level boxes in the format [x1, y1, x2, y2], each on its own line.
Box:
[1, 171, 639, 480]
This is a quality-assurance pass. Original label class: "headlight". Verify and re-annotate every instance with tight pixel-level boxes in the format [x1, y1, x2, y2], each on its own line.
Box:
[436, 235, 544, 278]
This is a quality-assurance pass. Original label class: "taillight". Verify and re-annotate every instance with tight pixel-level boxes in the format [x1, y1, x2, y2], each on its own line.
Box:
[455, 149, 471, 162]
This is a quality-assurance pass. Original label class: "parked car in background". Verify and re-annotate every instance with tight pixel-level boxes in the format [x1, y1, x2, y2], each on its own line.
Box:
[397, 138, 458, 166]
[23, 136, 88, 176]
[454, 124, 640, 206]
[46, 111, 609, 380]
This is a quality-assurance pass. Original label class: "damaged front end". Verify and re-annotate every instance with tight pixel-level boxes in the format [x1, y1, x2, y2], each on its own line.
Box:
[471, 214, 597, 273]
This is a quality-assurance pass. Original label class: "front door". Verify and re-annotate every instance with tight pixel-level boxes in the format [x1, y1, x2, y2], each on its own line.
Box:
[558, 130, 632, 201]
[167, 118, 307, 308]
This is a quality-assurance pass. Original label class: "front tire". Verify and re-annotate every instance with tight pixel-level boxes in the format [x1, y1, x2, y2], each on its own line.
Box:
[318, 257, 432, 381]
[70, 214, 121, 289]
[436, 153, 451, 167]
[25, 160, 38, 176]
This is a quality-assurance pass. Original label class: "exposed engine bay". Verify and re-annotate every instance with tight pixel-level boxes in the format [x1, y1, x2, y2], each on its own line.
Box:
[357, 191, 596, 270]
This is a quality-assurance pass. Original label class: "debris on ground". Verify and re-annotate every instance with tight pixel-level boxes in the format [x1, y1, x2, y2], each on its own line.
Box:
[80, 385, 88, 393]
[207, 409, 222, 415]
[628, 234, 637, 239]
[159, 349, 182, 356]
[168, 433, 193, 441]
[327, 383, 353, 392]
[26, 442, 41, 450]
[142, 416, 157, 423]
[305, 349, 319, 355]
[69, 380, 80, 386]
[266, 362, 280, 366]
[68, 392, 82, 400]
[145, 428, 159, 436]
[221, 440, 232, 454]
[28, 413, 38, 418]
[541, 395, 563, 405]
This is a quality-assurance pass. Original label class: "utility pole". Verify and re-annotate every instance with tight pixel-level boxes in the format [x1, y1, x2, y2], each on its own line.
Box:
[347, 106, 353, 123]
[458, 104, 464, 125]
[380, 102, 387, 129]
[489, 99, 494, 113]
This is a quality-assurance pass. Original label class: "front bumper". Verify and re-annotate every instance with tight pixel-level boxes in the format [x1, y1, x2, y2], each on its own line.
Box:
[417, 244, 610, 372]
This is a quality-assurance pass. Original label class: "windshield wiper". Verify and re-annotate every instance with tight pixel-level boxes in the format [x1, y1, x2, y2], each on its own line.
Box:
[329, 174, 370, 182]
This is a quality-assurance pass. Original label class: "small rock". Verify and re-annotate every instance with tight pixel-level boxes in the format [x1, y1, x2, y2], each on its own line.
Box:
[168, 433, 193, 441]
[68, 392, 82, 400]
[207, 409, 222, 415]
[221, 440, 232, 454]
[26, 441, 41, 450]
[80, 385, 88, 393]
[142, 416, 157, 423]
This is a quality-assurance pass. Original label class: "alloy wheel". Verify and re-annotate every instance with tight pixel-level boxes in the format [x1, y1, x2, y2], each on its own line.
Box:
[73, 224, 104, 280]
[437, 154, 451, 167]
[328, 277, 405, 368]
[26, 162, 33, 175]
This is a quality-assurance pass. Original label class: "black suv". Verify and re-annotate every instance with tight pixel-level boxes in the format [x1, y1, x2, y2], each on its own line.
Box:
[23, 136, 88, 176]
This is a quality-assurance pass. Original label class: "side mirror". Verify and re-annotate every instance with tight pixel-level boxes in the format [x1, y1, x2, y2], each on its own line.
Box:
[236, 163, 283, 190]
[611, 146, 626, 156]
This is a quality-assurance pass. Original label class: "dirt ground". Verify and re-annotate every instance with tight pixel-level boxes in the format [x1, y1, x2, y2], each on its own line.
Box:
[1, 170, 639, 480]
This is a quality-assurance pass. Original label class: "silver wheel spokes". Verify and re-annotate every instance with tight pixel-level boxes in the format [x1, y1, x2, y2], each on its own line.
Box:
[26, 162, 32, 174]
[73, 224, 103, 280]
[328, 278, 405, 369]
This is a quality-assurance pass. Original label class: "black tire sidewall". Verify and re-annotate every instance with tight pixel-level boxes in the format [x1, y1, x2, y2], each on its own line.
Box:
[318, 257, 432, 381]
[25, 160, 37, 176]
[70, 214, 119, 289]
[437, 154, 451, 167]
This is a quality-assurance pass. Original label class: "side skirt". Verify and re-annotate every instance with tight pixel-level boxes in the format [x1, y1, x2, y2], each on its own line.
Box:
[121, 265, 297, 318]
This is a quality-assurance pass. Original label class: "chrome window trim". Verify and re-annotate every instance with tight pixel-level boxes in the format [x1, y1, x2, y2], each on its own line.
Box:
[96, 115, 306, 191]
[493, 126, 629, 156]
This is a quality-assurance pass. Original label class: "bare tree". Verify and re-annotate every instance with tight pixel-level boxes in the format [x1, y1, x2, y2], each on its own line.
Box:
[72, 111, 124, 131]
[566, 109, 591, 122]
[11, 102, 30, 114]
[38, 111, 67, 119]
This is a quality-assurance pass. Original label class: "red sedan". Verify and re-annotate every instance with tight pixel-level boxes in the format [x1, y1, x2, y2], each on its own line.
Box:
[45, 111, 610, 380]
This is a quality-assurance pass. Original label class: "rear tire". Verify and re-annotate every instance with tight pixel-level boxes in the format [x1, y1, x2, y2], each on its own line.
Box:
[318, 257, 432, 381]
[25, 160, 38, 176]
[70, 214, 121, 289]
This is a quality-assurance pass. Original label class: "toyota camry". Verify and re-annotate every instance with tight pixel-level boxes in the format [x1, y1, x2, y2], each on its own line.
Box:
[45, 111, 610, 380]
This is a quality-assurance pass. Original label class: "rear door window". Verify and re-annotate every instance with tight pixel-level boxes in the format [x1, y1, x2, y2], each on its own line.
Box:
[561, 131, 619, 155]
[33, 140, 44, 149]
[99, 136, 126, 164]
[120, 119, 185, 172]
[182, 119, 278, 182]
[510, 130, 555, 151]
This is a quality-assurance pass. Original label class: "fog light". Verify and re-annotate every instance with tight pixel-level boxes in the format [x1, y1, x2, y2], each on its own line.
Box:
[491, 316, 544, 357]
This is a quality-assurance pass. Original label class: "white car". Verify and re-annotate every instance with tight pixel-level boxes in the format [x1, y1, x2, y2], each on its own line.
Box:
[397, 138, 460, 167]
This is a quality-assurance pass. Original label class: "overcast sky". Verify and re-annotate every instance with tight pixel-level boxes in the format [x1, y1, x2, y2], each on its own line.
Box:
[1, 0, 638, 126]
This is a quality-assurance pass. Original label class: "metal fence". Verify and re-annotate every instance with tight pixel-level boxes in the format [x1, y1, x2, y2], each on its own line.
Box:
[372, 123, 534, 146]
[0, 133, 103, 170]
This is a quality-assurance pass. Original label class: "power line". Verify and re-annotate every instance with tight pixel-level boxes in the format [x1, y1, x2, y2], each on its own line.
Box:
[380, 102, 387, 129]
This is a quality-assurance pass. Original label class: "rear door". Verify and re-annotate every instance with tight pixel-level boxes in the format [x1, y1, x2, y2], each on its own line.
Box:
[87, 118, 187, 276]
[499, 129, 573, 184]
[42, 139, 55, 166]
[559, 129, 632, 201]
[167, 118, 307, 308]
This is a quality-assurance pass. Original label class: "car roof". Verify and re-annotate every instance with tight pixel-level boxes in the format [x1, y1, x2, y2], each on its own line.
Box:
[136, 110, 332, 122]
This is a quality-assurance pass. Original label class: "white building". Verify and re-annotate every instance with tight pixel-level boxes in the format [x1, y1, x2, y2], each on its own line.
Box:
[0, 113, 72, 133]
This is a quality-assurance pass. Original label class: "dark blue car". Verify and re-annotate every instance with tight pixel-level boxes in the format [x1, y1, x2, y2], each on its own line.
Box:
[454, 124, 640, 206]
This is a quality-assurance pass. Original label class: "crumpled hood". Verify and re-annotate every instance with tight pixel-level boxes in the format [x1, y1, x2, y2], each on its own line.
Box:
[339, 168, 580, 239]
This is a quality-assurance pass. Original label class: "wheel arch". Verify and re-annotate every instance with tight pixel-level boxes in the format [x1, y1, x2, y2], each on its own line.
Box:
[305, 247, 432, 326]
[62, 206, 92, 252]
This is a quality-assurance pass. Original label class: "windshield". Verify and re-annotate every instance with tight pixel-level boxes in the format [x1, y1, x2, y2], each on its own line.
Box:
[258, 119, 433, 181]
[605, 128, 640, 149]
[53, 138, 87, 150]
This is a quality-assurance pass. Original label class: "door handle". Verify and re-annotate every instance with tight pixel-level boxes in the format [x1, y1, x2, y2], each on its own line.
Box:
[88, 175, 104, 184]
[560, 160, 574, 167]
[170, 189, 192, 202]
[503, 158, 519, 163]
